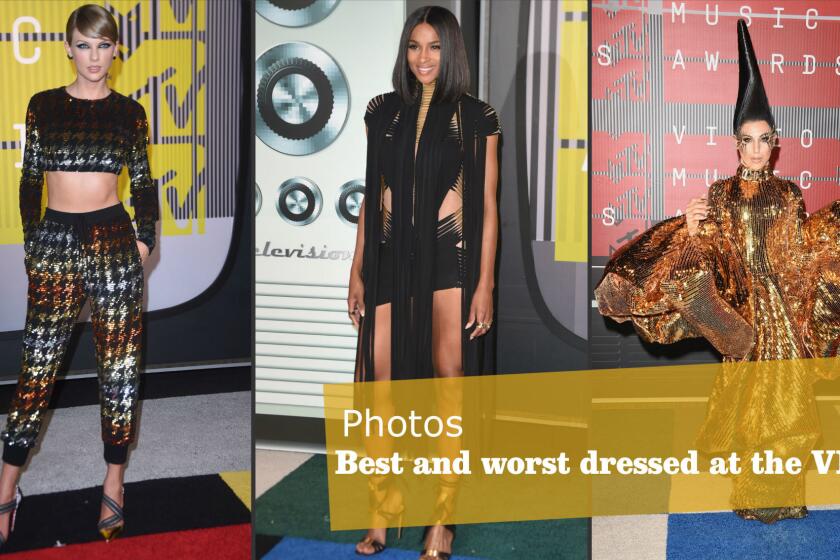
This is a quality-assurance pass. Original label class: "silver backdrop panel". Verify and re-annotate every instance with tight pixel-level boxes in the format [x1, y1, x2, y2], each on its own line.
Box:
[255, 0, 405, 417]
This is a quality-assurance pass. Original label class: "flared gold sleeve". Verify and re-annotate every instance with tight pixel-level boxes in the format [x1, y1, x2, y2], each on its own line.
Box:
[801, 201, 840, 368]
[594, 214, 754, 359]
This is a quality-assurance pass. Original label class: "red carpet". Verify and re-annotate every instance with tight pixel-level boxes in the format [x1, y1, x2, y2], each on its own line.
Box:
[4, 523, 251, 559]
[0, 474, 250, 554]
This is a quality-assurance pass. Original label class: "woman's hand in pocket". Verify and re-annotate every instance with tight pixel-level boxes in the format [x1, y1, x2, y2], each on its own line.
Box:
[136, 240, 150, 264]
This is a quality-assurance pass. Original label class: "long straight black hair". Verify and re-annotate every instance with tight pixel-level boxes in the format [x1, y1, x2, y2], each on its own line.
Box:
[392, 5, 470, 105]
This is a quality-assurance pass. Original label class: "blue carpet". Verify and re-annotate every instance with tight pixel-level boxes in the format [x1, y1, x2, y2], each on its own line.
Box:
[264, 537, 489, 560]
[667, 509, 840, 559]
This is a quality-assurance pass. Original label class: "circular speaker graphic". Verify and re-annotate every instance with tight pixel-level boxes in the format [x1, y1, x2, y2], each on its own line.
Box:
[256, 43, 348, 155]
[256, 183, 263, 215]
[336, 179, 364, 226]
[256, 0, 339, 27]
[276, 177, 322, 226]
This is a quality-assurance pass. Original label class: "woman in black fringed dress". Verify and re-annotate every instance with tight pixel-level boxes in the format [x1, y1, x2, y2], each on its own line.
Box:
[347, 6, 501, 559]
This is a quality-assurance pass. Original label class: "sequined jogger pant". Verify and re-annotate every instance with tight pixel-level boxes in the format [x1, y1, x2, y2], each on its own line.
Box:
[2, 203, 144, 467]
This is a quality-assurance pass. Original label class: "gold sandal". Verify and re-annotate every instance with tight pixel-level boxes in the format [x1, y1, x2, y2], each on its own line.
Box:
[355, 474, 404, 556]
[420, 525, 456, 560]
[419, 476, 459, 560]
[98, 487, 125, 541]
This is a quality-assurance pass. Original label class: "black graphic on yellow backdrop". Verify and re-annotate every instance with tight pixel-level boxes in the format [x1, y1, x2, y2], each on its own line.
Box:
[0, 0, 206, 245]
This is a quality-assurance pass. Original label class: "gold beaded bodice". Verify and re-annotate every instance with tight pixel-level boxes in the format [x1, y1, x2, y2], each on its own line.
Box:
[416, 80, 435, 143]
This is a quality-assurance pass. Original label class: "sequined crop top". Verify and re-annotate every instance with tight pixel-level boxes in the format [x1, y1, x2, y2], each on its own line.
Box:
[19, 87, 159, 252]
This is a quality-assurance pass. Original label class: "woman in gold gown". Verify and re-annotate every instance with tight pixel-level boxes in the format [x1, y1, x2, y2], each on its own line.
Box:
[594, 20, 840, 524]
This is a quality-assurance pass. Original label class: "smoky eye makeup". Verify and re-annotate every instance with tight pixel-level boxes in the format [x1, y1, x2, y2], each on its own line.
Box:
[407, 41, 441, 50]
[74, 41, 112, 50]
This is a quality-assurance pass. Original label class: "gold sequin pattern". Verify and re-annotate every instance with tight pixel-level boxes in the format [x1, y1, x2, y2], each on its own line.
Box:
[594, 165, 840, 517]
[2, 209, 143, 454]
[18, 87, 159, 252]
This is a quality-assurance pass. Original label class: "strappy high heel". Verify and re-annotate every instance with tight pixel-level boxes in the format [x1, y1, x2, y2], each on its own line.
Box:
[0, 486, 22, 550]
[419, 476, 459, 560]
[355, 474, 405, 556]
[420, 524, 456, 560]
[98, 487, 125, 541]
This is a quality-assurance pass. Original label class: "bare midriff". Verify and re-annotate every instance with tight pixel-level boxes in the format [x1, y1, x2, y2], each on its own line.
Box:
[46, 171, 120, 212]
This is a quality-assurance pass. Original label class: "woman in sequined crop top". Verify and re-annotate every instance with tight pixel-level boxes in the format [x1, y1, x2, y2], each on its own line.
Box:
[18, 85, 158, 253]
[595, 21, 840, 525]
[347, 6, 501, 560]
[0, 4, 158, 547]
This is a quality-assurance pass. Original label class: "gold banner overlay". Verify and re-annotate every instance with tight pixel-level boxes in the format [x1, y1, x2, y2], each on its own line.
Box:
[324, 358, 840, 529]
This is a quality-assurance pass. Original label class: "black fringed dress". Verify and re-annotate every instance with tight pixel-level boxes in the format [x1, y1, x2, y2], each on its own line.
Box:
[355, 88, 501, 382]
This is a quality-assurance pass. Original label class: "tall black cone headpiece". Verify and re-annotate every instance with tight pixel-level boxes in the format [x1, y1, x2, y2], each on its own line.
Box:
[733, 19, 775, 133]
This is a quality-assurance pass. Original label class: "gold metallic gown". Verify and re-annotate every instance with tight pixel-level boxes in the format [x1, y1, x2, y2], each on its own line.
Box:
[595, 165, 840, 515]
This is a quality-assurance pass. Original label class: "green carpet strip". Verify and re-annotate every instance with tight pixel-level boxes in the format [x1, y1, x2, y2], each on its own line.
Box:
[255, 455, 589, 559]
